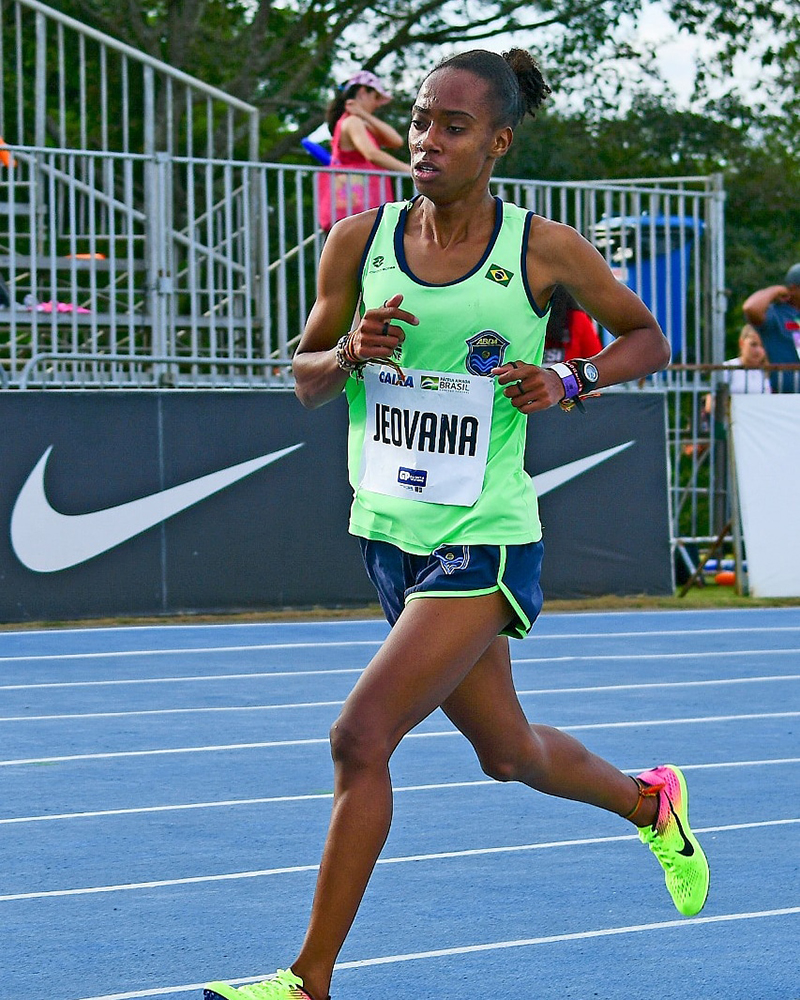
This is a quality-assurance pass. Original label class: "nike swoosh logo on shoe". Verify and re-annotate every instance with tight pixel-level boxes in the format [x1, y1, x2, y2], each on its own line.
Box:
[667, 797, 695, 857]
[11, 443, 304, 573]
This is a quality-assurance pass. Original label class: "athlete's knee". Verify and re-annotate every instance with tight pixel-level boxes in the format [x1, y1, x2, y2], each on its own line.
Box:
[479, 754, 521, 783]
[477, 730, 543, 783]
[329, 715, 392, 773]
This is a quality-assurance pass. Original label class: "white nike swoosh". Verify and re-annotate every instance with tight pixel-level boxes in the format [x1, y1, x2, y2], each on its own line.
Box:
[532, 441, 634, 496]
[11, 443, 304, 573]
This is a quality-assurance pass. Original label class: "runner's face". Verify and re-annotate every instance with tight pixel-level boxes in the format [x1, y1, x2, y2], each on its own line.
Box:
[409, 68, 511, 198]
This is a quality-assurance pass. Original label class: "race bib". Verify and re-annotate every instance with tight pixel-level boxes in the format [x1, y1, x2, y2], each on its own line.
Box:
[358, 366, 494, 506]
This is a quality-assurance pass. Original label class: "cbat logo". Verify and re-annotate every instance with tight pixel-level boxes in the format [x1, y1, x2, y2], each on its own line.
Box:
[465, 330, 510, 376]
[420, 375, 440, 391]
[372, 255, 385, 268]
[485, 263, 513, 286]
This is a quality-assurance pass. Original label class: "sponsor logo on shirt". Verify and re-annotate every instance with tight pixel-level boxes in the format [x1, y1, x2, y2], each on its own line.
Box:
[465, 330, 510, 376]
[398, 467, 428, 492]
[370, 255, 396, 272]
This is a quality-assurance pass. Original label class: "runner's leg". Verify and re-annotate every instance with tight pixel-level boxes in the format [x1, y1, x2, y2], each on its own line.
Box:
[441, 635, 652, 819]
[291, 591, 514, 1000]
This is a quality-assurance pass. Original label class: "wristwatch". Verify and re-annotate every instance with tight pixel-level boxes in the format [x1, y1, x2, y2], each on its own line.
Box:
[572, 358, 600, 391]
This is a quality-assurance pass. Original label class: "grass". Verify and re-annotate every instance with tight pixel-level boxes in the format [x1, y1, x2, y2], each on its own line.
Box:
[2, 581, 799, 631]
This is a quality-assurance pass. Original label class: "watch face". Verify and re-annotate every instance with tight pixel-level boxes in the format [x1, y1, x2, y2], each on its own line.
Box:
[583, 361, 599, 384]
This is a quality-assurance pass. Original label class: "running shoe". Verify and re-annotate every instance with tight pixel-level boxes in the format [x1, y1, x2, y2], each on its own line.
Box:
[636, 764, 710, 916]
[204, 968, 316, 1000]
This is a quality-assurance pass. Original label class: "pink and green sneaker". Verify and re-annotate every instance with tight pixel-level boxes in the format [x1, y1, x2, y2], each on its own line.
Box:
[204, 968, 319, 1000]
[635, 764, 710, 916]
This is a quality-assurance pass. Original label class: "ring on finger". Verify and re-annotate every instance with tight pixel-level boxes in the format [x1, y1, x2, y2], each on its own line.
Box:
[517, 382, 525, 395]
[381, 321, 390, 337]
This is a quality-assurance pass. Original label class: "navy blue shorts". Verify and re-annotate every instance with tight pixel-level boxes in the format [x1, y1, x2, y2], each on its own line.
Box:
[358, 539, 544, 639]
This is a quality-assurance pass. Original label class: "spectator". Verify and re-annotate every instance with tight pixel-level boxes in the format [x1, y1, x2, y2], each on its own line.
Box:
[700, 325, 771, 438]
[542, 285, 603, 364]
[742, 263, 800, 392]
[317, 71, 410, 231]
[721, 325, 772, 395]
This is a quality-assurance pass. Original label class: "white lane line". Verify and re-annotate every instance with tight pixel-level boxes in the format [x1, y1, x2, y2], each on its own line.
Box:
[2, 623, 800, 665]
[0, 700, 346, 722]
[69, 904, 800, 999]
[2, 673, 798, 722]
[0, 668, 364, 691]
[2, 818, 797, 903]
[512, 648, 800, 665]
[1, 627, 800, 666]
[4, 647, 800, 692]
[2, 711, 798, 768]
[334, 907, 798, 969]
[0, 640, 384, 665]
[4, 758, 798, 825]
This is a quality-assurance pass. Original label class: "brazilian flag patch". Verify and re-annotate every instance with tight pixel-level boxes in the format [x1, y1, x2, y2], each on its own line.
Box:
[485, 263, 514, 286]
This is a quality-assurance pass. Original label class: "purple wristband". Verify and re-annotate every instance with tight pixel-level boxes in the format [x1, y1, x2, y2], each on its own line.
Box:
[550, 362, 581, 400]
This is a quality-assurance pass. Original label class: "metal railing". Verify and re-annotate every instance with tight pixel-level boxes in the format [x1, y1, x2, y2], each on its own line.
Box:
[0, 148, 725, 388]
[0, 0, 259, 159]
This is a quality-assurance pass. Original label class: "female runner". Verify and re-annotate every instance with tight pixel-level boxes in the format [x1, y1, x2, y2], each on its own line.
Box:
[205, 46, 709, 1000]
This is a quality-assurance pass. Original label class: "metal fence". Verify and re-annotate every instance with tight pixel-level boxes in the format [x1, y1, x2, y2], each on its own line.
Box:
[668, 364, 800, 578]
[0, 148, 725, 384]
[0, 0, 259, 159]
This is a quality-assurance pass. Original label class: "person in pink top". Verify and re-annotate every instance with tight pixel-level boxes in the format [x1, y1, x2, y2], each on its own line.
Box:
[317, 70, 410, 231]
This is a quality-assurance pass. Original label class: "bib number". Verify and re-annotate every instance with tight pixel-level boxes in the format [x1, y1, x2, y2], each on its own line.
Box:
[358, 367, 494, 506]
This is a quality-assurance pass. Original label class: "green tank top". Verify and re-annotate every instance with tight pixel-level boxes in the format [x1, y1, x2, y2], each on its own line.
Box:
[345, 197, 548, 554]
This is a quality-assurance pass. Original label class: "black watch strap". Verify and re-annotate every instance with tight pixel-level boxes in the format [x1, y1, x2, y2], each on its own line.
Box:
[572, 358, 600, 390]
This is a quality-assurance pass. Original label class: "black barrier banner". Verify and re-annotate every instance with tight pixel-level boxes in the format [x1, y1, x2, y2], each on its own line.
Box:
[0, 390, 671, 622]
[526, 393, 672, 599]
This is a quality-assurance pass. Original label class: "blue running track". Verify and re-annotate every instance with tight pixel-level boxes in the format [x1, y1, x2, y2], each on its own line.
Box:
[1, 608, 798, 1000]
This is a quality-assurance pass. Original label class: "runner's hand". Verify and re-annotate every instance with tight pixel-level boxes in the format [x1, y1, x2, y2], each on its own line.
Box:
[348, 293, 418, 363]
[492, 360, 565, 412]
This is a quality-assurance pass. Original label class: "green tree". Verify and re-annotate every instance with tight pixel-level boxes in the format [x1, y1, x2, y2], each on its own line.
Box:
[37, 0, 798, 160]
[503, 93, 800, 351]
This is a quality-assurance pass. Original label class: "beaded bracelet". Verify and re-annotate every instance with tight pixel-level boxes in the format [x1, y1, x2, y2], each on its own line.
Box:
[335, 332, 364, 373]
[335, 331, 408, 381]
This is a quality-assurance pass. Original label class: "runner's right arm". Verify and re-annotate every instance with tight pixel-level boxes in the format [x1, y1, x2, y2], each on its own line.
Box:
[293, 214, 417, 410]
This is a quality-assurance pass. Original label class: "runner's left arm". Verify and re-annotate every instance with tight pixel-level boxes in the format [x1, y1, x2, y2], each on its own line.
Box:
[494, 220, 670, 412]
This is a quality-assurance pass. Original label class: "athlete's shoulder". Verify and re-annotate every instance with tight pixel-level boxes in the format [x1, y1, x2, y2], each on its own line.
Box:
[525, 214, 584, 246]
[327, 207, 381, 245]
[322, 208, 384, 269]
[525, 215, 600, 270]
